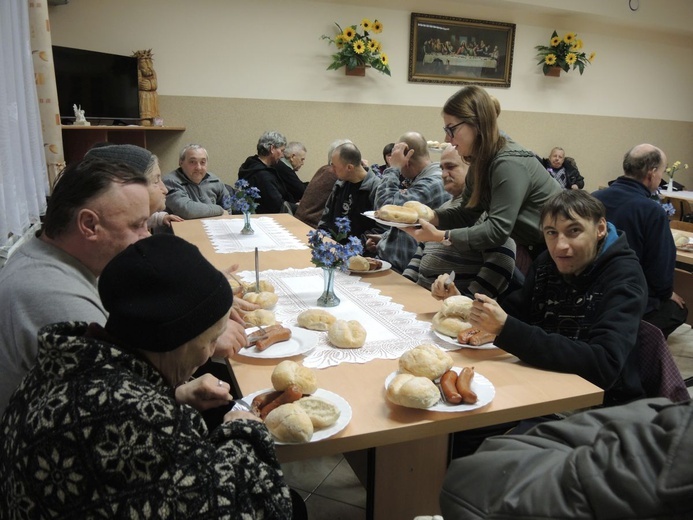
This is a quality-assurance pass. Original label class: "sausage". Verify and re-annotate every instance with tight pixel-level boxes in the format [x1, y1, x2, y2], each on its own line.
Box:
[440, 370, 463, 404]
[260, 384, 303, 419]
[367, 258, 383, 271]
[255, 326, 292, 351]
[457, 328, 480, 344]
[468, 331, 496, 346]
[455, 367, 478, 404]
[246, 324, 283, 346]
[250, 390, 282, 417]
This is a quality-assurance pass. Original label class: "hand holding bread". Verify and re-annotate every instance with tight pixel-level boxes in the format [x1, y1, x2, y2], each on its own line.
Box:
[374, 204, 419, 224]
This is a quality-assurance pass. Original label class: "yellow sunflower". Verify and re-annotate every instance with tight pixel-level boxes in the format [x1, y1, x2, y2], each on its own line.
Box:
[565, 53, 577, 65]
[563, 32, 576, 45]
[361, 18, 372, 31]
[544, 54, 557, 66]
[342, 27, 356, 41]
[372, 20, 383, 33]
[335, 34, 346, 49]
[571, 38, 583, 51]
[380, 53, 389, 65]
[353, 40, 366, 54]
[550, 36, 561, 47]
[367, 40, 378, 52]
[588, 52, 596, 62]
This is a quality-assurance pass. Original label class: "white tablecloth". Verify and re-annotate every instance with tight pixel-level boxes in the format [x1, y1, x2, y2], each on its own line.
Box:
[236, 267, 439, 368]
[203, 217, 308, 253]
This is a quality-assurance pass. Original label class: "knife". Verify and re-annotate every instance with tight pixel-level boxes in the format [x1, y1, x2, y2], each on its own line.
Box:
[254, 247, 261, 293]
[444, 270, 456, 287]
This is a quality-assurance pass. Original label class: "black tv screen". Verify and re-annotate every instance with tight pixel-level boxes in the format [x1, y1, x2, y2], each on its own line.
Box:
[53, 46, 140, 122]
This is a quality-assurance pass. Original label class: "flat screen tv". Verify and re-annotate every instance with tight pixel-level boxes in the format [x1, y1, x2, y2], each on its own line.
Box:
[53, 46, 140, 123]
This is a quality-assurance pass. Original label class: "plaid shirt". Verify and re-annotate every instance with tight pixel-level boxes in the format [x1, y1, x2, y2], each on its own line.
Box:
[375, 163, 450, 272]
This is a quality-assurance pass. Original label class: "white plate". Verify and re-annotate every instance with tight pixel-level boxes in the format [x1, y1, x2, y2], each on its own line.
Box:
[348, 259, 392, 274]
[362, 210, 421, 229]
[244, 388, 352, 444]
[433, 329, 498, 350]
[385, 368, 495, 413]
[239, 326, 319, 359]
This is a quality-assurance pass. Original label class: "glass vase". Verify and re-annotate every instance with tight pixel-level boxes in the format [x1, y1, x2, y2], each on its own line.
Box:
[241, 211, 254, 235]
[667, 178, 674, 193]
[317, 267, 340, 307]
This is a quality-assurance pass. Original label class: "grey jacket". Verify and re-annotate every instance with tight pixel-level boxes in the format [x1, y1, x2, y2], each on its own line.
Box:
[164, 168, 230, 219]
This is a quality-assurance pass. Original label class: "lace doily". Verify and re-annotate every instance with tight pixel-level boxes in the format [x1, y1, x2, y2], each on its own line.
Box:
[203, 217, 308, 253]
[236, 267, 436, 368]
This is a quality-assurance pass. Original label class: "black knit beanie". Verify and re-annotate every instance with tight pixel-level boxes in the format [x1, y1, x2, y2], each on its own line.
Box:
[85, 144, 153, 174]
[99, 234, 233, 352]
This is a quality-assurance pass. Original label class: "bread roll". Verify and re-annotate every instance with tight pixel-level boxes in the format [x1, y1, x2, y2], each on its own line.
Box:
[241, 291, 278, 309]
[328, 320, 367, 349]
[441, 295, 474, 320]
[243, 309, 276, 327]
[348, 255, 371, 272]
[265, 403, 314, 443]
[399, 344, 453, 380]
[242, 280, 275, 293]
[403, 201, 435, 222]
[673, 233, 689, 247]
[386, 373, 440, 409]
[296, 396, 341, 429]
[432, 311, 473, 338]
[297, 309, 336, 331]
[374, 204, 419, 224]
[271, 360, 318, 394]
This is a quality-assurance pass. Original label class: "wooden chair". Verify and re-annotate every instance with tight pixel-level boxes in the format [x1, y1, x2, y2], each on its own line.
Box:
[637, 320, 689, 402]
[664, 198, 692, 222]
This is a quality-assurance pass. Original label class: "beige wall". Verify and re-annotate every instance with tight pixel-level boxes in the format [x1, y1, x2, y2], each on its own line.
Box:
[49, 0, 693, 191]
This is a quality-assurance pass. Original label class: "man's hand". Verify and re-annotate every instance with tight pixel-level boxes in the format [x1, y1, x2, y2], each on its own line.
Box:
[431, 273, 461, 300]
[213, 317, 249, 357]
[672, 291, 686, 309]
[163, 214, 184, 226]
[388, 142, 415, 169]
[365, 234, 381, 254]
[468, 293, 507, 336]
[232, 297, 261, 314]
[401, 219, 443, 241]
[175, 373, 233, 411]
[223, 410, 263, 424]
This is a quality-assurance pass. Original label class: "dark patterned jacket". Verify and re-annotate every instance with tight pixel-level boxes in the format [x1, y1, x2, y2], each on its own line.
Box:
[0, 322, 292, 519]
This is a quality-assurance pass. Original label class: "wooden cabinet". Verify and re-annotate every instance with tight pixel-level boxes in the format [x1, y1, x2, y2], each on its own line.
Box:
[61, 125, 185, 164]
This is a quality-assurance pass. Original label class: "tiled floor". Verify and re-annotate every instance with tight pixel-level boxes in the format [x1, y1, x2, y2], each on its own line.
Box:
[283, 324, 693, 519]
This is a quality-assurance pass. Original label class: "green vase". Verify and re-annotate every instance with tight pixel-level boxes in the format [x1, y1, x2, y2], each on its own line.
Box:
[317, 267, 340, 307]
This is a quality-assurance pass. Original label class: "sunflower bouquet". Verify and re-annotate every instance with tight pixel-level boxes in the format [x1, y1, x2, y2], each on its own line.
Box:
[535, 30, 595, 75]
[321, 18, 391, 76]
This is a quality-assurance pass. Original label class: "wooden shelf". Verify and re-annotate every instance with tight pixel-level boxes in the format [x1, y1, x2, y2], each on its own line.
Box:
[61, 125, 186, 164]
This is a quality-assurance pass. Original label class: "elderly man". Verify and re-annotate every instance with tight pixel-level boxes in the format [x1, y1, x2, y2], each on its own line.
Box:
[238, 131, 299, 214]
[403, 145, 516, 299]
[274, 141, 307, 210]
[164, 144, 231, 219]
[0, 158, 151, 415]
[317, 141, 384, 245]
[592, 143, 687, 337]
[369, 131, 450, 273]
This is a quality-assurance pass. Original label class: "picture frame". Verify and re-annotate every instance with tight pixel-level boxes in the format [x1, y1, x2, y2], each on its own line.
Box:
[408, 13, 516, 88]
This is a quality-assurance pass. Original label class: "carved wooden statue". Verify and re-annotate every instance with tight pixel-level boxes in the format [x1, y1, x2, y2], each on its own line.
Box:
[132, 49, 159, 126]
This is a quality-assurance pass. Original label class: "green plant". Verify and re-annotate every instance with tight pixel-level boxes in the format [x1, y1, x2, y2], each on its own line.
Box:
[321, 18, 391, 76]
[535, 30, 595, 75]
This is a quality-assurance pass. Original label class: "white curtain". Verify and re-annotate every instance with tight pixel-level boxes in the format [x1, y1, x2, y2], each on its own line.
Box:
[0, 0, 49, 248]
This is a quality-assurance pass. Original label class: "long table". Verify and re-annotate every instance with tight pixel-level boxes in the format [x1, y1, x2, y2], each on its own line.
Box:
[173, 214, 603, 519]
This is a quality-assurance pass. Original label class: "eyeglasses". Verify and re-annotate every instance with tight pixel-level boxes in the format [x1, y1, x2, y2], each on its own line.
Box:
[443, 121, 467, 139]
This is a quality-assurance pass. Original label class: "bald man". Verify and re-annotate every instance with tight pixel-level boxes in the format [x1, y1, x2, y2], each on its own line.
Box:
[593, 143, 687, 337]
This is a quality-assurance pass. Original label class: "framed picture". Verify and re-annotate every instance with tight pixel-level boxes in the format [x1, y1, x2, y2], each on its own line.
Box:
[408, 13, 516, 88]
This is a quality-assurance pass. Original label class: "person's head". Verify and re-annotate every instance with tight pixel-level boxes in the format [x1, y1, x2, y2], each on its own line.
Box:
[440, 145, 469, 197]
[99, 234, 233, 386]
[86, 144, 166, 213]
[622, 143, 666, 193]
[178, 144, 209, 185]
[548, 147, 566, 170]
[284, 141, 307, 171]
[397, 131, 430, 179]
[442, 86, 504, 208]
[256, 131, 287, 165]
[331, 142, 364, 182]
[540, 190, 607, 277]
[42, 158, 151, 275]
[382, 143, 395, 166]
[327, 138, 352, 164]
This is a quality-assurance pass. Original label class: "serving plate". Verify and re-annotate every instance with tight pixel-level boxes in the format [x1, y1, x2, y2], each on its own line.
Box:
[432, 329, 498, 350]
[385, 367, 495, 413]
[348, 259, 392, 274]
[239, 326, 318, 359]
[243, 388, 352, 444]
[362, 210, 421, 229]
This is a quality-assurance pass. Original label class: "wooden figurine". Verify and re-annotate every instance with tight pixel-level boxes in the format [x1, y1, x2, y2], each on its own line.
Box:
[132, 49, 159, 126]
